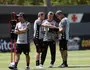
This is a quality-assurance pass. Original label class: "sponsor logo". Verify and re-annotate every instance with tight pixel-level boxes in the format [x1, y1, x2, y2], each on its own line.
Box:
[0, 39, 14, 52]
[81, 40, 90, 47]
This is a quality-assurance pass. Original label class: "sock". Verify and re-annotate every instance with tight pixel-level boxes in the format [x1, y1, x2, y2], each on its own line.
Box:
[27, 63, 29, 67]
[63, 61, 67, 64]
[36, 60, 39, 66]
[15, 62, 18, 68]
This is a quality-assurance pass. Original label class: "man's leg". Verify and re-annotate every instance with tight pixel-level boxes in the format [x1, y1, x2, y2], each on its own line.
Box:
[60, 50, 68, 65]
[14, 53, 21, 68]
[9, 44, 22, 69]
[14, 44, 22, 68]
[59, 40, 68, 68]
[40, 41, 48, 66]
[36, 52, 40, 66]
[23, 44, 30, 70]
[33, 39, 40, 66]
[49, 41, 56, 68]
[25, 54, 30, 67]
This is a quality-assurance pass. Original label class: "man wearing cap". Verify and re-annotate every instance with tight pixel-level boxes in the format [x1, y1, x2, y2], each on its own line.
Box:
[39, 11, 58, 68]
[55, 10, 69, 68]
[33, 12, 45, 67]
[9, 12, 31, 70]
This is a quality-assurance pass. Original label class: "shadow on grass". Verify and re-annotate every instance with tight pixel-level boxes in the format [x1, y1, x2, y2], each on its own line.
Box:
[68, 65, 90, 68]
[32, 65, 90, 70]
[32, 68, 46, 70]
[51, 65, 90, 68]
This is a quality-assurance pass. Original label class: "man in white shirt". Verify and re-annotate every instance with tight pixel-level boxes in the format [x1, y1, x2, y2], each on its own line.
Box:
[40, 11, 58, 68]
[9, 12, 30, 70]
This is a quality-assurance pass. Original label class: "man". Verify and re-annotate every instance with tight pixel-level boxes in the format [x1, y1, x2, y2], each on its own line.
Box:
[9, 12, 31, 70]
[33, 12, 45, 67]
[39, 11, 58, 68]
[55, 10, 69, 68]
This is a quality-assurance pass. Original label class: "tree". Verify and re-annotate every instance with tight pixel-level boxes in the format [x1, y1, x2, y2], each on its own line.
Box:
[0, 0, 90, 6]
[51, 0, 90, 5]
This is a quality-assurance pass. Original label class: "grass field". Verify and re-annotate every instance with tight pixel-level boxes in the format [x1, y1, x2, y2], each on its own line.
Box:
[0, 42, 90, 70]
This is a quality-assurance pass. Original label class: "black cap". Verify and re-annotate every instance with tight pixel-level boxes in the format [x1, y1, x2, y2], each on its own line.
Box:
[17, 12, 24, 17]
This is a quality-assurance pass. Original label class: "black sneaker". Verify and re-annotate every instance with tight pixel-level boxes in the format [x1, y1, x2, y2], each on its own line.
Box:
[9, 67, 18, 70]
[49, 64, 54, 68]
[58, 63, 68, 68]
[9, 65, 18, 70]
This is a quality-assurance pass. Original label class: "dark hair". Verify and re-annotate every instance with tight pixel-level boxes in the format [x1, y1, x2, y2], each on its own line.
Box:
[38, 12, 44, 17]
[55, 10, 63, 15]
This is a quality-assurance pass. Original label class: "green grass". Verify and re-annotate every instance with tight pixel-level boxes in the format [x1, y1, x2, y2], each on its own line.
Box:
[0, 42, 90, 70]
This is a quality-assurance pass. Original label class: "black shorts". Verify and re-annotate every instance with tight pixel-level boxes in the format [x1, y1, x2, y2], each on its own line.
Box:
[16, 44, 30, 55]
[10, 33, 17, 40]
[33, 38, 43, 53]
[59, 39, 67, 51]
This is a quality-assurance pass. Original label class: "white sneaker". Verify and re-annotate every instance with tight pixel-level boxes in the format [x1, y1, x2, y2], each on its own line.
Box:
[38, 64, 43, 68]
[49, 64, 54, 68]
[8, 62, 17, 69]
[25, 66, 30, 70]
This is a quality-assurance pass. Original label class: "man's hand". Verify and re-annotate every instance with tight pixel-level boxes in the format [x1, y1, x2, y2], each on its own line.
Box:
[42, 23, 50, 27]
[19, 28, 27, 33]
[59, 28, 64, 33]
[14, 28, 27, 34]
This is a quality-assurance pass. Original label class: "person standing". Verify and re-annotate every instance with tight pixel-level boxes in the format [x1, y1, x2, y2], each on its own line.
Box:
[39, 11, 58, 68]
[55, 10, 70, 68]
[9, 12, 31, 70]
[9, 12, 17, 62]
[33, 12, 45, 67]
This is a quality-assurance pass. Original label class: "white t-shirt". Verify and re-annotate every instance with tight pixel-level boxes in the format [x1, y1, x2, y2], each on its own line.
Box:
[15, 21, 30, 44]
[42, 19, 58, 41]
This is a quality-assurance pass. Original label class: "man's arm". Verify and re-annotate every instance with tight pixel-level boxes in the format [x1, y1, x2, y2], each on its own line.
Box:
[59, 20, 67, 33]
[14, 28, 27, 34]
[41, 22, 59, 29]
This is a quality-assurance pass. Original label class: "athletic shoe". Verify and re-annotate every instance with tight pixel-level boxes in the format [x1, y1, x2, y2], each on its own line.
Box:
[9, 66, 18, 70]
[8, 62, 18, 70]
[38, 64, 43, 68]
[25, 66, 30, 70]
[49, 64, 54, 68]
[58, 63, 68, 68]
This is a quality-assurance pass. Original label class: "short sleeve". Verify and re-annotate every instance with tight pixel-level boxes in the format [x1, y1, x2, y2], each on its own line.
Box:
[61, 19, 67, 29]
[27, 22, 31, 30]
[36, 20, 42, 26]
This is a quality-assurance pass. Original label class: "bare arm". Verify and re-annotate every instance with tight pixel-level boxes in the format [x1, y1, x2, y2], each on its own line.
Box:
[41, 23, 59, 29]
[41, 23, 51, 27]
[14, 28, 27, 34]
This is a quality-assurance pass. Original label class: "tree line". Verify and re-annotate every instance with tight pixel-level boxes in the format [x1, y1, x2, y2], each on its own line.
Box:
[0, 0, 90, 6]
